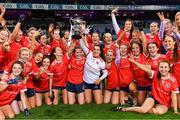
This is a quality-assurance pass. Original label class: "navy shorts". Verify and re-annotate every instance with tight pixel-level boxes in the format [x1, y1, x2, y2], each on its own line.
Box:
[147, 93, 159, 104]
[120, 87, 130, 93]
[66, 82, 84, 94]
[35, 90, 49, 93]
[52, 86, 66, 90]
[137, 86, 152, 91]
[15, 93, 21, 101]
[106, 88, 119, 92]
[25, 88, 35, 98]
[84, 82, 102, 90]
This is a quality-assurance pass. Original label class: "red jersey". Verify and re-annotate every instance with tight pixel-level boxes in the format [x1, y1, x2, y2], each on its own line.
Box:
[146, 33, 162, 49]
[151, 72, 179, 108]
[106, 61, 119, 89]
[0, 45, 9, 71]
[6, 41, 22, 62]
[103, 42, 116, 56]
[34, 67, 53, 91]
[118, 56, 133, 87]
[166, 50, 180, 87]
[147, 54, 167, 71]
[132, 54, 152, 87]
[21, 36, 39, 51]
[49, 55, 69, 87]
[68, 56, 86, 84]
[5, 60, 35, 88]
[0, 76, 26, 106]
[35, 44, 51, 55]
[117, 30, 131, 43]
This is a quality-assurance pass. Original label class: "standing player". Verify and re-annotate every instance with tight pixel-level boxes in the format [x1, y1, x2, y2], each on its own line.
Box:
[34, 56, 53, 106]
[104, 48, 119, 104]
[67, 46, 86, 105]
[79, 36, 108, 104]
[111, 7, 134, 43]
[130, 41, 151, 105]
[164, 35, 180, 109]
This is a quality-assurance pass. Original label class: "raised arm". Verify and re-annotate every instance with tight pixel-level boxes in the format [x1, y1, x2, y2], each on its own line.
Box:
[157, 12, 165, 40]
[111, 7, 120, 34]
[79, 36, 89, 55]
[129, 58, 152, 77]
[115, 43, 120, 65]
[9, 14, 25, 42]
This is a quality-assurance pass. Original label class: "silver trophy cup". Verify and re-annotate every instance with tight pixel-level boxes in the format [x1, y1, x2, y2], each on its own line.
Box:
[69, 18, 86, 39]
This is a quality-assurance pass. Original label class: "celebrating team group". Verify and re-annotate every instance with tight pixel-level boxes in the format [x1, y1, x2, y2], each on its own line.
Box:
[0, 6, 180, 119]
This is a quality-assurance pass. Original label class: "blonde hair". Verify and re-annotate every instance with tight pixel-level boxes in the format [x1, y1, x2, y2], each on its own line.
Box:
[18, 47, 32, 59]
[175, 12, 180, 32]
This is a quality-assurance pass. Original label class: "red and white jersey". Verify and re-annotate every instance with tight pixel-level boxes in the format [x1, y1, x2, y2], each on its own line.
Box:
[131, 54, 152, 87]
[4, 60, 35, 88]
[103, 42, 116, 56]
[35, 44, 51, 55]
[83, 51, 106, 84]
[117, 30, 131, 43]
[146, 33, 162, 49]
[106, 61, 119, 89]
[147, 54, 167, 71]
[68, 56, 86, 84]
[49, 55, 69, 87]
[118, 56, 134, 87]
[166, 50, 180, 87]
[21, 36, 39, 51]
[0, 75, 26, 106]
[151, 72, 179, 107]
[34, 67, 53, 91]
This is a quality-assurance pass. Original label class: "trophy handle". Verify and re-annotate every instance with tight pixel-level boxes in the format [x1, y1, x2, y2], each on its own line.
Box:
[69, 18, 74, 25]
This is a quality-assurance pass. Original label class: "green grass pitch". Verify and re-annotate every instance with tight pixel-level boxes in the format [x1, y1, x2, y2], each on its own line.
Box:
[15, 103, 180, 119]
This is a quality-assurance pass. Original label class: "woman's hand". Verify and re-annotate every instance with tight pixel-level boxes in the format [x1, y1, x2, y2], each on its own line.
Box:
[157, 12, 165, 21]
[95, 79, 101, 85]
[111, 7, 119, 14]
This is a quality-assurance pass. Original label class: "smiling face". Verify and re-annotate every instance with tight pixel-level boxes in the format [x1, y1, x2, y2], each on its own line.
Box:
[92, 33, 100, 45]
[54, 47, 63, 57]
[104, 33, 112, 45]
[106, 50, 114, 63]
[148, 43, 158, 57]
[120, 44, 128, 57]
[40, 35, 47, 45]
[28, 29, 36, 40]
[16, 30, 23, 42]
[124, 20, 133, 31]
[53, 29, 60, 40]
[19, 49, 31, 63]
[34, 52, 43, 64]
[0, 30, 9, 43]
[93, 45, 101, 57]
[74, 48, 84, 59]
[175, 13, 180, 28]
[150, 22, 159, 34]
[158, 61, 170, 77]
[163, 36, 175, 51]
[42, 57, 50, 69]
[131, 43, 141, 57]
[164, 19, 172, 32]
[12, 63, 23, 77]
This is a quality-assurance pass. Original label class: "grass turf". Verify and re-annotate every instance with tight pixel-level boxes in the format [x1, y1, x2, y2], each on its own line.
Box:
[15, 103, 179, 119]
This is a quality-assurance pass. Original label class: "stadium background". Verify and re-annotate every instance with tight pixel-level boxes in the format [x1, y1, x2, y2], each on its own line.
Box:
[1, 0, 180, 39]
[1, 0, 180, 119]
